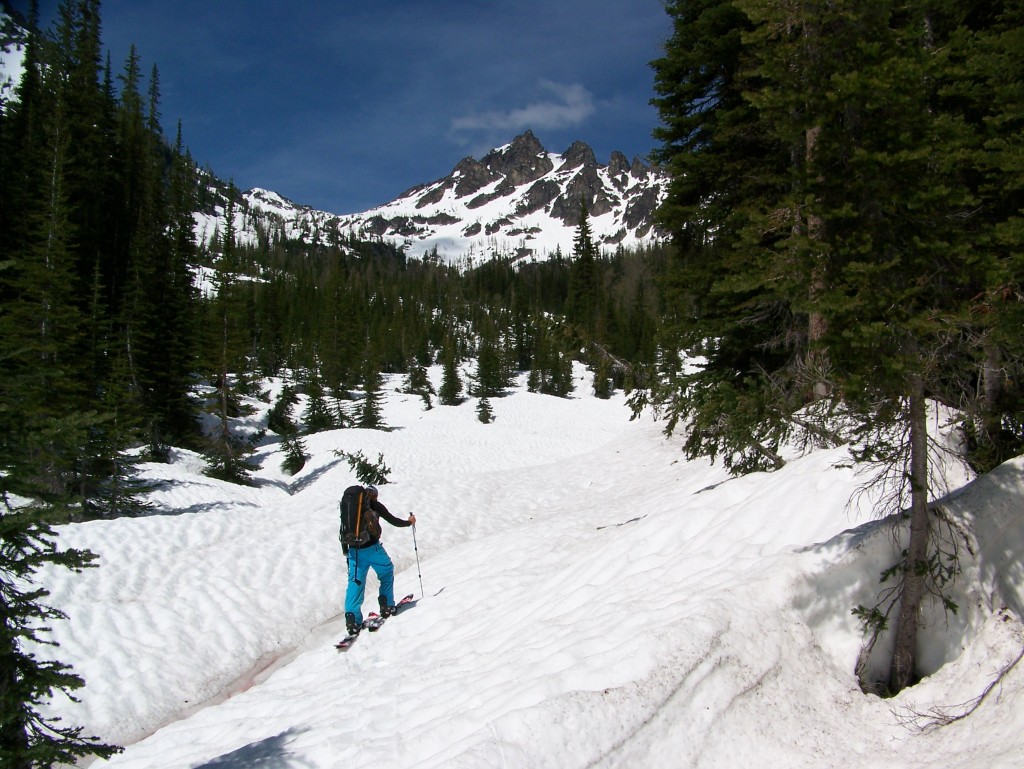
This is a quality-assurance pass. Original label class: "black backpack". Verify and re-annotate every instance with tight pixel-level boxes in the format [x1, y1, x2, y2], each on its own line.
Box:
[339, 485, 381, 553]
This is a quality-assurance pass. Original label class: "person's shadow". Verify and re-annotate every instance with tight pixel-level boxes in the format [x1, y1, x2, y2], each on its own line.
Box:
[192, 728, 313, 768]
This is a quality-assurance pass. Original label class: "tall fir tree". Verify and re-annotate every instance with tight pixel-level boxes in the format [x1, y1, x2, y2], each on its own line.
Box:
[202, 195, 254, 485]
[0, 504, 121, 767]
[301, 370, 337, 434]
[404, 360, 435, 410]
[439, 343, 463, 406]
[567, 199, 600, 335]
[944, 0, 1024, 471]
[357, 361, 386, 430]
[471, 331, 511, 400]
[527, 318, 574, 397]
[647, 0, 797, 472]
[280, 432, 308, 476]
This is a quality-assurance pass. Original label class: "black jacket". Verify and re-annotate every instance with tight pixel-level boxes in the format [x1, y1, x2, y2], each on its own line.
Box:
[350, 498, 411, 549]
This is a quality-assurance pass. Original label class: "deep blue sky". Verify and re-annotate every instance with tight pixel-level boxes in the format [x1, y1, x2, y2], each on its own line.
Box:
[25, 1, 672, 214]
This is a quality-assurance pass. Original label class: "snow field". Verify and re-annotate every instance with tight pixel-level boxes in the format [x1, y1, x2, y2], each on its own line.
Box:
[30, 366, 1024, 768]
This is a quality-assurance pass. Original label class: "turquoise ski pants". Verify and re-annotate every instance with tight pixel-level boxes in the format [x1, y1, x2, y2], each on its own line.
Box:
[344, 542, 395, 623]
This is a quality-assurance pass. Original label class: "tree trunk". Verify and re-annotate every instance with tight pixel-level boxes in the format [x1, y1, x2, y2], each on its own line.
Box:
[889, 382, 930, 693]
[981, 339, 1004, 460]
[804, 124, 830, 400]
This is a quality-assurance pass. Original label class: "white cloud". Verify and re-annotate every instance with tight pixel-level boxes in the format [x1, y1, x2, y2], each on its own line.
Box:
[450, 80, 595, 137]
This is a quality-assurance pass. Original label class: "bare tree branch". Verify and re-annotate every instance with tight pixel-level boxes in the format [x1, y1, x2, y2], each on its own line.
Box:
[894, 633, 1024, 731]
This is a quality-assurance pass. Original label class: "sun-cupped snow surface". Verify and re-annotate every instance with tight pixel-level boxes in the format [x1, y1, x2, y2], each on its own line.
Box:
[36, 366, 1024, 768]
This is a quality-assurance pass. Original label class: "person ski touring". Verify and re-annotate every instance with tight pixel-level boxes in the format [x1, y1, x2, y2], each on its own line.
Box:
[340, 484, 415, 635]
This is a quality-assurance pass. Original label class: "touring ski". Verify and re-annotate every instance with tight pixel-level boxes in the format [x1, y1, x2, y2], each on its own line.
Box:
[368, 594, 415, 632]
[334, 612, 380, 650]
[334, 631, 360, 651]
[334, 595, 415, 649]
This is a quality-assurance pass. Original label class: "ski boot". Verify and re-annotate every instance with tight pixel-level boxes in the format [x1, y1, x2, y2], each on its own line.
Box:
[345, 612, 361, 635]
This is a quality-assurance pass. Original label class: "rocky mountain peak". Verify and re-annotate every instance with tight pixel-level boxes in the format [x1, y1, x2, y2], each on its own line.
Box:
[561, 140, 598, 170]
[232, 132, 667, 264]
[481, 130, 554, 188]
[608, 150, 631, 178]
[496, 129, 545, 163]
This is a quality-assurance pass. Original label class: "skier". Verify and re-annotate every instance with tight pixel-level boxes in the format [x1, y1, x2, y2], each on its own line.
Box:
[344, 485, 416, 635]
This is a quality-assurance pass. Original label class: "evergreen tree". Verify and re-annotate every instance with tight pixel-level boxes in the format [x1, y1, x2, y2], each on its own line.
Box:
[129, 81, 199, 455]
[267, 384, 299, 435]
[471, 333, 511, 400]
[593, 354, 613, 400]
[527, 318, 574, 397]
[0, 30, 101, 500]
[476, 396, 494, 424]
[156, 124, 200, 448]
[439, 344, 463, 406]
[202, 195, 254, 485]
[280, 433, 308, 475]
[59, 0, 112, 334]
[647, 0, 796, 472]
[79, 349, 153, 518]
[0, 505, 121, 767]
[508, 286, 535, 371]
[566, 199, 600, 335]
[301, 371, 336, 434]
[404, 360, 435, 410]
[357, 362, 386, 430]
[946, 1, 1024, 471]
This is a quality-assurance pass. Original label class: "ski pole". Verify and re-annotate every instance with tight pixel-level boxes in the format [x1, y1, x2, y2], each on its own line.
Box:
[412, 521, 424, 598]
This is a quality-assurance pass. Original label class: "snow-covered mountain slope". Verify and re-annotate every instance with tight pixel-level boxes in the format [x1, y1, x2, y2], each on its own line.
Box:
[207, 131, 668, 264]
[0, 8, 27, 103]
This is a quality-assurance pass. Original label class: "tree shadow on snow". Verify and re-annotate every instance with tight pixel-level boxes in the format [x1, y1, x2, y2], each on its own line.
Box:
[152, 500, 260, 517]
[286, 457, 344, 495]
[191, 728, 313, 769]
